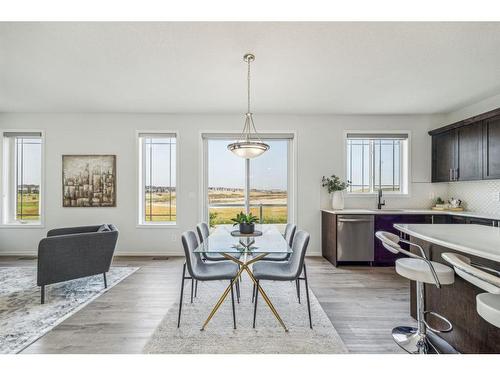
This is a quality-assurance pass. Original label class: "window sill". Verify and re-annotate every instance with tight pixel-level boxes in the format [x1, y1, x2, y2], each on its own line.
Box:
[0, 223, 45, 229]
[136, 223, 178, 229]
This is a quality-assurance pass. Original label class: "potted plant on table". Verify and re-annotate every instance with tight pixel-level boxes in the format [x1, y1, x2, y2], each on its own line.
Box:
[321, 175, 350, 210]
[231, 211, 259, 234]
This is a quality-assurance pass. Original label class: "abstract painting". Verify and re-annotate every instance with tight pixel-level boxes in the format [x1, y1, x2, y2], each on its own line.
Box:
[62, 155, 116, 207]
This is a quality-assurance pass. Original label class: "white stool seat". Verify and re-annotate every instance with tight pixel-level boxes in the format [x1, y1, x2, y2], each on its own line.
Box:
[477, 293, 500, 328]
[396, 258, 455, 285]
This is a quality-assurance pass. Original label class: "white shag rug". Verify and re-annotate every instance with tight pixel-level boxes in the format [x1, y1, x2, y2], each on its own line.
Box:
[0, 266, 138, 354]
[144, 274, 348, 354]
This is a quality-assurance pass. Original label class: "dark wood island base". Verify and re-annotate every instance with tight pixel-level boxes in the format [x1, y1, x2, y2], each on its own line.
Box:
[409, 237, 500, 353]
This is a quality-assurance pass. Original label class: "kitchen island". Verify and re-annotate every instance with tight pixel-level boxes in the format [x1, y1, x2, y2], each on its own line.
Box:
[394, 224, 500, 353]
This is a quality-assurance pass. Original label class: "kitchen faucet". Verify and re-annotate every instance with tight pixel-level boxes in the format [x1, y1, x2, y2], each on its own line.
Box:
[377, 189, 385, 209]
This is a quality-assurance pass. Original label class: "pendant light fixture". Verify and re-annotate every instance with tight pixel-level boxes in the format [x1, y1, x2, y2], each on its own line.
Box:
[227, 53, 270, 159]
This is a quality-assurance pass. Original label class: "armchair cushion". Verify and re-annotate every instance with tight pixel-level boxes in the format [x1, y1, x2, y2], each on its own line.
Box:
[97, 224, 111, 232]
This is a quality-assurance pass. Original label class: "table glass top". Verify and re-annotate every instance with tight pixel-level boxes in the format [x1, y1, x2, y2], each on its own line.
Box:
[194, 225, 292, 254]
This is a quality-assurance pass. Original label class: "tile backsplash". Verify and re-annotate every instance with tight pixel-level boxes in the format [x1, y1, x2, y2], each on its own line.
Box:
[448, 179, 500, 216]
[344, 182, 448, 210]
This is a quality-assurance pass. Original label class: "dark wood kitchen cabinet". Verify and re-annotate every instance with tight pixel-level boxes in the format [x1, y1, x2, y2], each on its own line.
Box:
[431, 130, 457, 182]
[321, 211, 337, 266]
[450, 215, 467, 224]
[450, 215, 494, 226]
[431, 122, 482, 182]
[430, 107, 500, 183]
[456, 121, 483, 181]
[483, 115, 500, 179]
[466, 217, 496, 226]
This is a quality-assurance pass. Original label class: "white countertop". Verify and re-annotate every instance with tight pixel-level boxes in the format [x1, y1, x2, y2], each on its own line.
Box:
[394, 224, 500, 263]
[321, 208, 500, 221]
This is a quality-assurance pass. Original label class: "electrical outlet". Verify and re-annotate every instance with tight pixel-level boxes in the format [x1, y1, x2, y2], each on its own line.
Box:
[171, 234, 177, 242]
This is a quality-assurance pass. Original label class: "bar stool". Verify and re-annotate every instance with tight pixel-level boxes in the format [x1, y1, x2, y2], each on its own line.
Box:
[375, 231, 455, 354]
[441, 252, 500, 328]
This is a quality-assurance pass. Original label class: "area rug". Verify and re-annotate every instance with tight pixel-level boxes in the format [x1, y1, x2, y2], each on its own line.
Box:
[0, 266, 138, 354]
[143, 275, 348, 354]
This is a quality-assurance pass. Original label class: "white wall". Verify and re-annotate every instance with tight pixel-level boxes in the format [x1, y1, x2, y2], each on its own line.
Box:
[444, 93, 500, 124]
[0, 113, 446, 256]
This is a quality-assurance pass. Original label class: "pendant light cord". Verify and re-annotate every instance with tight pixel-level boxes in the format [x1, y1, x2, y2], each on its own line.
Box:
[247, 57, 251, 114]
[227, 53, 269, 156]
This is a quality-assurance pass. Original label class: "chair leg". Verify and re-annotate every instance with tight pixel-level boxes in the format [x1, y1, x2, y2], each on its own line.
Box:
[230, 281, 237, 329]
[296, 279, 301, 304]
[194, 280, 198, 298]
[235, 279, 240, 303]
[252, 283, 256, 303]
[40, 285, 45, 304]
[253, 280, 259, 328]
[177, 263, 186, 328]
[103, 272, 107, 289]
[303, 264, 312, 329]
[190, 279, 194, 303]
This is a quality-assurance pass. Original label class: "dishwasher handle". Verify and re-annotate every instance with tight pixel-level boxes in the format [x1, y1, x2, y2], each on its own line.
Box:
[338, 218, 373, 223]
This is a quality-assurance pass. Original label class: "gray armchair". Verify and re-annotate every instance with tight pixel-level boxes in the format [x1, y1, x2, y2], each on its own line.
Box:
[37, 224, 119, 304]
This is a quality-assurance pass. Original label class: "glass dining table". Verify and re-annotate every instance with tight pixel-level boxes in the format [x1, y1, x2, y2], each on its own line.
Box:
[194, 225, 292, 332]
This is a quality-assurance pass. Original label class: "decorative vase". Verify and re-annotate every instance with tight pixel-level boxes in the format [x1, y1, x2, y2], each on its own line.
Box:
[331, 191, 344, 210]
[239, 223, 255, 234]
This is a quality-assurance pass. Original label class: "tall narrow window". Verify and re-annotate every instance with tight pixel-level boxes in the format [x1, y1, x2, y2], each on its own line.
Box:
[204, 134, 293, 228]
[1, 132, 43, 225]
[138, 133, 177, 225]
[346, 133, 409, 194]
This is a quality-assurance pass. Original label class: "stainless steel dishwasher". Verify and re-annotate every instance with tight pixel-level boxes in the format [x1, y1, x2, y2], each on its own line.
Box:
[337, 215, 374, 262]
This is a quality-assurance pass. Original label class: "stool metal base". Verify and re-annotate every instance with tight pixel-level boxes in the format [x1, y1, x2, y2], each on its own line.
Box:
[392, 326, 438, 354]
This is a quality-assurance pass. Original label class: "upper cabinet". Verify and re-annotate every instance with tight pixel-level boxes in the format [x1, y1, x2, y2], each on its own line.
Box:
[457, 121, 483, 181]
[432, 130, 457, 182]
[483, 116, 500, 179]
[430, 108, 500, 183]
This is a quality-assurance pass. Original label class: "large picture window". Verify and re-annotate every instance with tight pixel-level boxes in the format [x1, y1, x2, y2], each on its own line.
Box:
[346, 133, 409, 194]
[204, 134, 293, 228]
[1, 131, 43, 225]
[138, 133, 177, 225]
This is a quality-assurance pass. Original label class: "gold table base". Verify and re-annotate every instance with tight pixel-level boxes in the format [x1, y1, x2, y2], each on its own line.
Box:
[200, 252, 288, 332]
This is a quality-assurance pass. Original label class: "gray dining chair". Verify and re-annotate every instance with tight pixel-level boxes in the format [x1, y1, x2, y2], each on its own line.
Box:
[196, 222, 228, 262]
[252, 223, 298, 302]
[263, 223, 296, 261]
[196, 222, 241, 302]
[178, 230, 239, 329]
[252, 230, 312, 329]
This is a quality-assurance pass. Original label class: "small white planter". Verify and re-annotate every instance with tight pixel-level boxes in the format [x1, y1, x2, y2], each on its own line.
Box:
[331, 191, 345, 210]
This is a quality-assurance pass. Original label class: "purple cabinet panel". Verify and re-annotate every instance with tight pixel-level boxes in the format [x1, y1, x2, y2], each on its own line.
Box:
[374, 214, 431, 265]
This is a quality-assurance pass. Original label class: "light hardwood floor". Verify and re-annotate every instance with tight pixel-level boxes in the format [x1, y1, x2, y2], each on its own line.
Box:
[0, 256, 414, 354]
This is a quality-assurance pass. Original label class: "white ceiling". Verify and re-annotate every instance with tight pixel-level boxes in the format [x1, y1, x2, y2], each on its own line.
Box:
[1, 22, 500, 114]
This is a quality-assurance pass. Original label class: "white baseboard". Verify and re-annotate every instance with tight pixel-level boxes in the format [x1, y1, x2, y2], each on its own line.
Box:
[0, 251, 37, 257]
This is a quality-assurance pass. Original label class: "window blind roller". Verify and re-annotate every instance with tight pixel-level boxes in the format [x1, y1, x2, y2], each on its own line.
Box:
[3, 131, 42, 138]
[347, 133, 408, 140]
[138, 132, 176, 138]
[202, 133, 294, 140]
